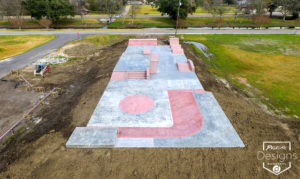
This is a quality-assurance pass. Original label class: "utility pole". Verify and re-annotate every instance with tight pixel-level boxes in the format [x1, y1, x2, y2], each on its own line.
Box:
[175, 0, 181, 36]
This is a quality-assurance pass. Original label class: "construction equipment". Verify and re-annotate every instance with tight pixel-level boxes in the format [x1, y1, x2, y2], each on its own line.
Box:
[34, 64, 50, 77]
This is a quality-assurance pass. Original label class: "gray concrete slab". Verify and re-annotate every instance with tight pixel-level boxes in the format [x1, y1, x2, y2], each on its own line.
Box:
[114, 53, 150, 71]
[66, 127, 118, 148]
[153, 92, 245, 148]
[87, 80, 174, 128]
[87, 45, 203, 128]
[66, 40, 244, 148]
[115, 138, 154, 148]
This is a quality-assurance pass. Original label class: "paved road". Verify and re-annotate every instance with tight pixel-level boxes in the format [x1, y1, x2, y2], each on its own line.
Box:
[0, 29, 299, 78]
[0, 34, 91, 78]
[0, 29, 299, 35]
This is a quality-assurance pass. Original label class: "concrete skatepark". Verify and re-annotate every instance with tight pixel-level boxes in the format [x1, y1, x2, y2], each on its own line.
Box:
[66, 38, 244, 148]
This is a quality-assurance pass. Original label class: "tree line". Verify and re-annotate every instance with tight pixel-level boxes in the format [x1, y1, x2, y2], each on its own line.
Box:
[0, 0, 299, 28]
[0, 0, 127, 21]
[153, 0, 300, 20]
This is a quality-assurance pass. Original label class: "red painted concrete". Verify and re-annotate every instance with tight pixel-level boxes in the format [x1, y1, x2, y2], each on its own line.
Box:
[150, 53, 159, 74]
[177, 63, 190, 72]
[118, 90, 204, 138]
[177, 60, 195, 72]
[120, 94, 155, 114]
[170, 38, 179, 44]
[129, 39, 158, 46]
[173, 49, 184, 54]
[146, 68, 150, 80]
[188, 59, 195, 72]
[150, 53, 159, 61]
[170, 37, 184, 54]
[111, 71, 128, 81]
[127, 71, 147, 79]
[171, 44, 182, 49]
[144, 48, 151, 55]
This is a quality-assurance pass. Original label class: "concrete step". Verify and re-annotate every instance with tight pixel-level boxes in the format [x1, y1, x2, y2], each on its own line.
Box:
[128, 71, 147, 79]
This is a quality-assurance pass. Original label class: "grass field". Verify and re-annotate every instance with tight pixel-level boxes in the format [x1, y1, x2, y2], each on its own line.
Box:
[55, 19, 100, 25]
[195, 6, 238, 14]
[0, 19, 103, 28]
[134, 5, 161, 15]
[109, 18, 174, 28]
[108, 16, 298, 28]
[132, 5, 237, 15]
[1, 16, 298, 29]
[74, 34, 133, 46]
[186, 17, 298, 27]
[0, 35, 56, 60]
[183, 34, 300, 118]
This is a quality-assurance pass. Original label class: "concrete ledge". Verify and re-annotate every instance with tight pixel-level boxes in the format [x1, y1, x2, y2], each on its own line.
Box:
[144, 48, 151, 55]
[129, 39, 158, 46]
[169, 37, 179, 44]
[111, 71, 128, 81]
[66, 127, 118, 148]
[188, 59, 195, 72]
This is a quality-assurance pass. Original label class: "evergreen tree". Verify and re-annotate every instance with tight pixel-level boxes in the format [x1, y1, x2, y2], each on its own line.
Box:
[23, 0, 75, 22]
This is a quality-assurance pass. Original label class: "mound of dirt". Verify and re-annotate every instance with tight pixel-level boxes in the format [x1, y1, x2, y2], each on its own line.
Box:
[64, 43, 103, 57]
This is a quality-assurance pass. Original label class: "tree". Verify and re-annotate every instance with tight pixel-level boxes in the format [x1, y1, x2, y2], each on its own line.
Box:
[224, 0, 236, 4]
[250, 0, 267, 15]
[155, 0, 198, 20]
[9, 18, 25, 30]
[274, 0, 297, 20]
[87, 0, 124, 12]
[23, 0, 75, 22]
[203, 0, 225, 23]
[72, 0, 88, 24]
[106, 0, 123, 23]
[1, 0, 26, 29]
[267, 0, 277, 17]
[130, 5, 137, 19]
[87, 0, 99, 11]
[252, 15, 271, 28]
[0, 0, 8, 19]
[0, 0, 25, 18]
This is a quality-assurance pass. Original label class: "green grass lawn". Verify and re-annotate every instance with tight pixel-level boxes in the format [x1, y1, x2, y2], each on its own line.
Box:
[186, 17, 298, 27]
[0, 35, 56, 60]
[54, 18, 101, 25]
[73, 34, 133, 46]
[0, 19, 103, 28]
[133, 5, 236, 15]
[194, 6, 238, 14]
[88, 11, 107, 15]
[108, 16, 298, 29]
[134, 5, 161, 15]
[183, 34, 300, 118]
[109, 18, 174, 28]
[1, 16, 298, 29]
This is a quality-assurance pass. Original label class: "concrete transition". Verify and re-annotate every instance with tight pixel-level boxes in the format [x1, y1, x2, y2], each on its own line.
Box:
[66, 38, 244, 148]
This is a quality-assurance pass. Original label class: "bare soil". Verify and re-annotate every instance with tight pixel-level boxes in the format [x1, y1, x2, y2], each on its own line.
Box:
[0, 38, 299, 179]
[0, 79, 42, 135]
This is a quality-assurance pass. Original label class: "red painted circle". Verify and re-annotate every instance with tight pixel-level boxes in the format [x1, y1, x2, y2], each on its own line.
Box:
[120, 94, 155, 114]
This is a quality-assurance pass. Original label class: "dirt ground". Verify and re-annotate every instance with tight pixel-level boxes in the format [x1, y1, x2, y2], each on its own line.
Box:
[0, 80, 42, 135]
[0, 38, 299, 179]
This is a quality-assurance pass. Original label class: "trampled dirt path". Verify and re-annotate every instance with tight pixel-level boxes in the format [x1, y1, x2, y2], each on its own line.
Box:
[0, 38, 299, 178]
